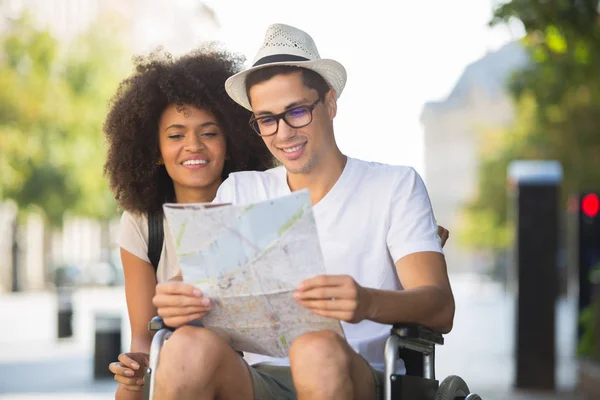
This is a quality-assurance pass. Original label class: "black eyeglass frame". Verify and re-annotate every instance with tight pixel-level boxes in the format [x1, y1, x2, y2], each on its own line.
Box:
[248, 96, 323, 137]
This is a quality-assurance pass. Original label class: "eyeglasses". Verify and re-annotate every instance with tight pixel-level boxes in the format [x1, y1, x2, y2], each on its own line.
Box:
[249, 97, 322, 137]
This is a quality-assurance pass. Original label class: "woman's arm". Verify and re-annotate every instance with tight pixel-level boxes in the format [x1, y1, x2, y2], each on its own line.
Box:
[121, 247, 157, 351]
[113, 248, 158, 400]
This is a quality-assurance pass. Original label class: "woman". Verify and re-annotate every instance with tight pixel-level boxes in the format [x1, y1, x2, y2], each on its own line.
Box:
[103, 46, 274, 399]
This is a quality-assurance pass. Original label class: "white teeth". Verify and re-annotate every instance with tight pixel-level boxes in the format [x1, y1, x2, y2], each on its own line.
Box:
[282, 144, 304, 153]
[182, 159, 208, 166]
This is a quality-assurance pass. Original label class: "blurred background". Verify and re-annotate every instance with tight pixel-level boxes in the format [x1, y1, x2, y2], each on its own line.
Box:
[1, 0, 600, 399]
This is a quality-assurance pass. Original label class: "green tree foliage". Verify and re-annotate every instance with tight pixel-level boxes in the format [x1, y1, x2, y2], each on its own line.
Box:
[0, 13, 128, 226]
[459, 1, 600, 249]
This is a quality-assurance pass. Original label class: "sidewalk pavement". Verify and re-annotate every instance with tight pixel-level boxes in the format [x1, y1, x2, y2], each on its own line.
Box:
[0, 274, 584, 399]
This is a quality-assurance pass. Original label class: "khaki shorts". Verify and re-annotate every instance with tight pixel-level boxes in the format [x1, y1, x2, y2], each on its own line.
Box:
[245, 360, 384, 400]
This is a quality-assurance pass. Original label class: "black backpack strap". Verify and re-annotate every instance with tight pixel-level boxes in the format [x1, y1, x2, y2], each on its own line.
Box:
[147, 212, 164, 273]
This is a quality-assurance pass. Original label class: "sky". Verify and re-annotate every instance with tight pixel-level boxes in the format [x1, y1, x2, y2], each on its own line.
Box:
[198, 0, 525, 178]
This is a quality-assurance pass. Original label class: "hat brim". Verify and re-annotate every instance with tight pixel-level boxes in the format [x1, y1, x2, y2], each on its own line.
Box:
[225, 59, 347, 111]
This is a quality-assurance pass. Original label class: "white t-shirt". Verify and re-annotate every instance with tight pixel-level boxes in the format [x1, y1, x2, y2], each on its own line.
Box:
[117, 211, 180, 283]
[214, 156, 443, 370]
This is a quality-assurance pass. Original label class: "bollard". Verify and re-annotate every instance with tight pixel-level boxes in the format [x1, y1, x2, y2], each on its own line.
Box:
[508, 160, 562, 391]
[94, 313, 122, 379]
[57, 287, 73, 339]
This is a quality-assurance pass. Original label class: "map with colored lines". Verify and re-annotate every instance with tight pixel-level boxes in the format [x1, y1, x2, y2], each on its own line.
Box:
[163, 190, 343, 357]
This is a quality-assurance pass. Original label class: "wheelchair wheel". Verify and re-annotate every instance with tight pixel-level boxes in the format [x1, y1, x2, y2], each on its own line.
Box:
[434, 375, 471, 400]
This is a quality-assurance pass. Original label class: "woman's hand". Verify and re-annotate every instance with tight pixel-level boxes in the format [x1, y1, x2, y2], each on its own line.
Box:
[437, 225, 450, 248]
[109, 352, 149, 392]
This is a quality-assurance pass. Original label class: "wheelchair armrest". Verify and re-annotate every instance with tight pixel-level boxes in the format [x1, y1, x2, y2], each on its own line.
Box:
[392, 324, 444, 346]
[148, 316, 175, 332]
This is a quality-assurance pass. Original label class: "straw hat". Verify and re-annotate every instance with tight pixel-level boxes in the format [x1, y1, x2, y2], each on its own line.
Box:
[225, 23, 347, 111]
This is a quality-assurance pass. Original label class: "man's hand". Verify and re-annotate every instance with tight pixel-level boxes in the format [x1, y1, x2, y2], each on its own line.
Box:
[152, 281, 212, 328]
[293, 275, 370, 323]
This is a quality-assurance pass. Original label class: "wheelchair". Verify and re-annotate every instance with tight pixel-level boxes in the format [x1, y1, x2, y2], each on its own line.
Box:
[142, 317, 482, 400]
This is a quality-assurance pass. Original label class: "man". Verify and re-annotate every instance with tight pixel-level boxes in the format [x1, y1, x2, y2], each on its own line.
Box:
[152, 23, 454, 400]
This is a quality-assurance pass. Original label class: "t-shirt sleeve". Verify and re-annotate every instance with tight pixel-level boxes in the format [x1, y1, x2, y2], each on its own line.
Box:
[117, 211, 151, 263]
[213, 175, 236, 204]
[386, 167, 443, 263]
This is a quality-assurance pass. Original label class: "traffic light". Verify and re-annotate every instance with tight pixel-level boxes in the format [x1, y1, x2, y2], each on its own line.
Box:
[581, 193, 599, 218]
[578, 192, 600, 338]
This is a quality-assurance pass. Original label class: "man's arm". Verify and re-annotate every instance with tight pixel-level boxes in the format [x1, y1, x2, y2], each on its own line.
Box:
[364, 251, 454, 333]
[294, 251, 455, 334]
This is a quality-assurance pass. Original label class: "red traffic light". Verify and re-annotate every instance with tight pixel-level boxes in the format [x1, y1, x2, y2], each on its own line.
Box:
[582, 193, 599, 218]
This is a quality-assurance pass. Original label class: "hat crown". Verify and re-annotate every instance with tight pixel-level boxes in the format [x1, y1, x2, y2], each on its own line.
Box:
[252, 24, 321, 65]
[225, 23, 346, 111]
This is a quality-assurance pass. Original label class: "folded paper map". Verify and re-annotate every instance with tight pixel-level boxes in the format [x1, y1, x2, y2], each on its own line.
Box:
[163, 190, 343, 357]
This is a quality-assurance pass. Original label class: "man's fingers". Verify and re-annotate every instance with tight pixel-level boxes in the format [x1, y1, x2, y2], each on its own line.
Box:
[297, 275, 349, 291]
[308, 308, 354, 322]
[162, 313, 207, 328]
[152, 293, 210, 309]
[293, 287, 349, 301]
[155, 281, 201, 296]
[158, 306, 211, 318]
[296, 298, 356, 312]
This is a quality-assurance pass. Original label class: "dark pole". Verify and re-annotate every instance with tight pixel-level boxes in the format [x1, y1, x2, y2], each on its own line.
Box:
[508, 160, 561, 391]
[577, 192, 600, 340]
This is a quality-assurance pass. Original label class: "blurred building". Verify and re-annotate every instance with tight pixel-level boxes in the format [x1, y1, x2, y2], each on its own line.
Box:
[421, 42, 528, 273]
[0, 0, 220, 292]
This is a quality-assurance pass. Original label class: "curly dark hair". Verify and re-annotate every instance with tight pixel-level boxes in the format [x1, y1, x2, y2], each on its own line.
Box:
[103, 46, 274, 214]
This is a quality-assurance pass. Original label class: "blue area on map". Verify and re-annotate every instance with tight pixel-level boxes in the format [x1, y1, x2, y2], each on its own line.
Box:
[174, 190, 311, 278]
